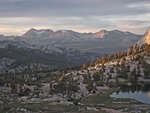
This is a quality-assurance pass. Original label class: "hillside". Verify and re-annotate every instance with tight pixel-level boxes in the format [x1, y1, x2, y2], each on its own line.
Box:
[0, 40, 105, 74]
[0, 40, 150, 112]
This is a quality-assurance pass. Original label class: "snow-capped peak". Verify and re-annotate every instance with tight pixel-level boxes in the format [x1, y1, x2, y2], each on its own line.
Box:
[61, 30, 67, 34]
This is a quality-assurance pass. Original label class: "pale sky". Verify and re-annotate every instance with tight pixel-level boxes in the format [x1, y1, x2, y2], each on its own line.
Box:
[0, 0, 150, 35]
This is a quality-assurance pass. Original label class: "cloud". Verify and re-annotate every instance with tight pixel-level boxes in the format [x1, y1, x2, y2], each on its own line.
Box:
[0, 0, 150, 35]
[0, 16, 117, 35]
[0, 0, 150, 17]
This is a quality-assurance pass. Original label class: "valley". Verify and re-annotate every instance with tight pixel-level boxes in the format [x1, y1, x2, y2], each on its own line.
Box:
[1, 0, 150, 112]
[0, 27, 150, 113]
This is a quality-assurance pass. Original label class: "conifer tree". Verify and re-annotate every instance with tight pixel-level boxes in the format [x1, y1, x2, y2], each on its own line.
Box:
[81, 64, 88, 70]
[129, 46, 133, 55]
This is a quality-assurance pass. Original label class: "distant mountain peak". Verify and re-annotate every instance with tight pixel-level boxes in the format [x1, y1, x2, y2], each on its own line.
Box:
[22, 28, 54, 38]
[137, 27, 150, 46]
[93, 30, 107, 38]
[20, 28, 141, 48]
[29, 28, 36, 31]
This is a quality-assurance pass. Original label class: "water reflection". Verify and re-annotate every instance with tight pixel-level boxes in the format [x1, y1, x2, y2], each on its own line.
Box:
[118, 84, 150, 93]
[111, 84, 150, 104]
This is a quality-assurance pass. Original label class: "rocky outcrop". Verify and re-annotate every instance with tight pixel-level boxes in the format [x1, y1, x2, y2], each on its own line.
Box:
[137, 27, 150, 46]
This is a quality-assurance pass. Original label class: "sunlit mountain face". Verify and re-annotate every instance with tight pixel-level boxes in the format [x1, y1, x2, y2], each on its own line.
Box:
[137, 27, 150, 46]
[0, 28, 142, 53]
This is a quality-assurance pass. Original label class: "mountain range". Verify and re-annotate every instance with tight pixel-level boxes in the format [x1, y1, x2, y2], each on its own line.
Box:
[1, 28, 142, 53]
[1, 27, 150, 74]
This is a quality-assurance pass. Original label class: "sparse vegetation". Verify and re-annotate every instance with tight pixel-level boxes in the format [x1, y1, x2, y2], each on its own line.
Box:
[1, 36, 150, 112]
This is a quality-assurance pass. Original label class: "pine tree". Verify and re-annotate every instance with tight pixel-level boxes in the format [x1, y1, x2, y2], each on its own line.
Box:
[81, 64, 88, 70]
[90, 62, 95, 67]
[129, 46, 133, 55]
[95, 58, 101, 64]
[101, 56, 106, 64]
[86, 75, 97, 93]
[132, 50, 136, 59]
[117, 52, 120, 59]
[107, 54, 113, 61]
[114, 53, 117, 60]
[134, 44, 139, 53]
[10, 82, 17, 94]
[129, 68, 137, 84]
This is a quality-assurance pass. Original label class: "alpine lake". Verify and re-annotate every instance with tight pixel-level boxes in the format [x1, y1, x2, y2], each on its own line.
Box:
[110, 84, 150, 104]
